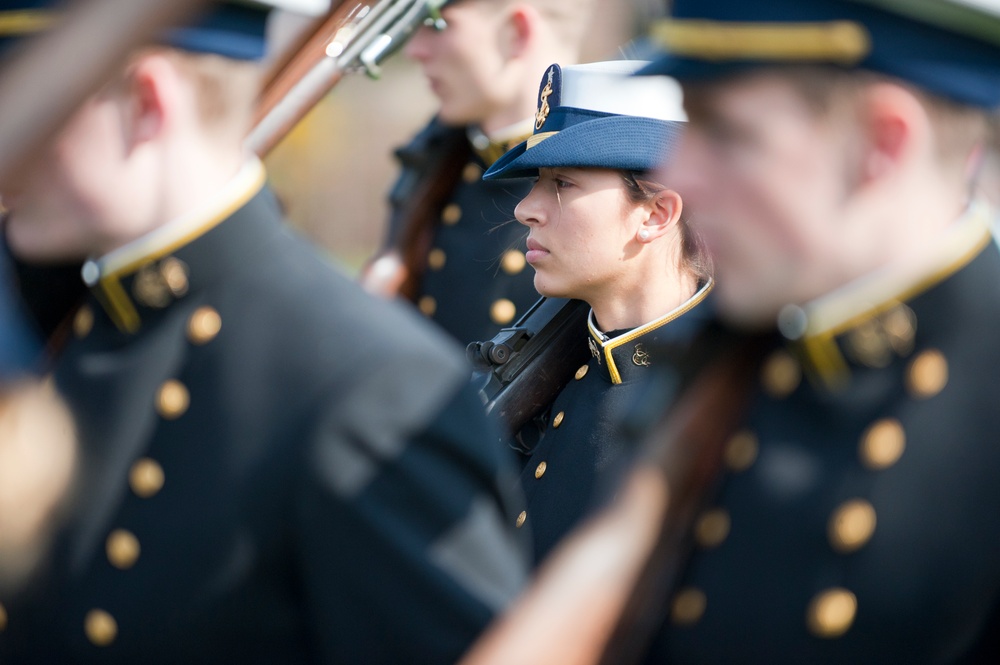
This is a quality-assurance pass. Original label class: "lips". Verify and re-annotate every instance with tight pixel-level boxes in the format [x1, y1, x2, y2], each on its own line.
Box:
[525, 237, 549, 263]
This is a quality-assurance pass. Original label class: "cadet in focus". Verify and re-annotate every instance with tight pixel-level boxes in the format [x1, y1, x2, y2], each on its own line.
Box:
[482, 59, 710, 565]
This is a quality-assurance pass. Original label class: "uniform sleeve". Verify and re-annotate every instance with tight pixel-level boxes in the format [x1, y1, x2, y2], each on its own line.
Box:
[294, 367, 529, 665]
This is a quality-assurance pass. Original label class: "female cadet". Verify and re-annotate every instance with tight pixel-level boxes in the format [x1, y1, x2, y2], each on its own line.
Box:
[482, 60, 712, 564]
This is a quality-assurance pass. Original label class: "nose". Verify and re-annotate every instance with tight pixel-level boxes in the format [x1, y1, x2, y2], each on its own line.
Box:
[514, 182, 545, 227]
[403, 24, 434, 62]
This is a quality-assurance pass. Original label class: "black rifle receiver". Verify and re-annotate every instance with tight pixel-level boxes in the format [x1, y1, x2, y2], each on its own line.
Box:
[468, 297, 592, 434]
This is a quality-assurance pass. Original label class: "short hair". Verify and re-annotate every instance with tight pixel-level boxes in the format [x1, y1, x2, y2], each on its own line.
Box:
[114, 47, 261, 140]
[163, 48, 261, 136]
[770, 66, 990, 172]
[526, 0, 595, 56]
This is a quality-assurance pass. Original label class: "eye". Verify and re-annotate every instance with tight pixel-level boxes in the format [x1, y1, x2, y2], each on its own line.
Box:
[553, 178, 571, 189]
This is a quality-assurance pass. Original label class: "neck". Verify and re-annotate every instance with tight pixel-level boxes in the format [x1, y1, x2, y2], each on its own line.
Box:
[590, 266, 699, 333]
[822, 170, 969, 299]
[159, 138, 245, 228]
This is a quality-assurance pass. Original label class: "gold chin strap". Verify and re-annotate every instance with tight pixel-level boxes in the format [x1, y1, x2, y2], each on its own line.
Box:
[651, 19, 871, 65]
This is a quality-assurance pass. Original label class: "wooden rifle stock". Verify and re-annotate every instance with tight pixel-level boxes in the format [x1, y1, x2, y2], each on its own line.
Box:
[248, 0, 449, 156]
[468, 297, 591, 435]
[359, 123, 470, 300]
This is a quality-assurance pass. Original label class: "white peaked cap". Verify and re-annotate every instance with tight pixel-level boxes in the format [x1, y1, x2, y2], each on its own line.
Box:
[558, 60, 687, 122]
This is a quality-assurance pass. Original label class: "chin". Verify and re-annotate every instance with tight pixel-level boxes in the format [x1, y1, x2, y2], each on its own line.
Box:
[532, 275, 562, 300]
[5, 223, 84, 264]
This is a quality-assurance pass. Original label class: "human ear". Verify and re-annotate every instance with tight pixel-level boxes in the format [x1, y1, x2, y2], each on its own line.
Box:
[499, 5, 537, 60]
[858, 82, 927, 183]
[637, 189, 683, 243]
[119, 54, 177, 148]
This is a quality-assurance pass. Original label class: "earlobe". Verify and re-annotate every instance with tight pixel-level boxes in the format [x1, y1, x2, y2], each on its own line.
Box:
[637, 190, 683, 243]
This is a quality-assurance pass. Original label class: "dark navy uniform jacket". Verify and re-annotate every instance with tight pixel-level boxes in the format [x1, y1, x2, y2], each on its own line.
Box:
[0, 161, 528, 664]
[647, 206, 1000, 663]
[516, 282, 714, 564]
[386, 119, 540, 346]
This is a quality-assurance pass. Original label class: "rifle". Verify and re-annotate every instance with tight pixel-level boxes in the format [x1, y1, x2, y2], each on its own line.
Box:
[459, 325, 771, 665]
[246, 0, 449, 156]
[468, 296, 592, 436]
[362, 123, 471, 300]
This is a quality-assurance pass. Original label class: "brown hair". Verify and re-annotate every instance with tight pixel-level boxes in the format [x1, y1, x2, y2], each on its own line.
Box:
[621, 170, 712, 281]
[774, 66, 989, 171]
[112, 47, 261, 140]
[164, 49, 261, 136]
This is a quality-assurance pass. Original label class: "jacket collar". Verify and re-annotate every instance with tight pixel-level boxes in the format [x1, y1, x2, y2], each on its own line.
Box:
[780, 201, 994, 390]
[587, 278, 714, 385]
[82, 159, 267, 334]
[468, 118, 535, 168]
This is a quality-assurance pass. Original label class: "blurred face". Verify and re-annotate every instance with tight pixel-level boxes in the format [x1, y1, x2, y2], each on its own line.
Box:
[515, 167, 648, 302]
[3, 93, 134, 262]
[665, 72, 862, 327]
[403, 0, 512, 127]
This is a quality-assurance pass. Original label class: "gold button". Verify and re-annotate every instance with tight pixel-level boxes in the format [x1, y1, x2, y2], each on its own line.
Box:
[133, 265, 170, 308]
[671, 587, 707, 625]
[724, 430, 758, 472]
[807, 588, 857, 638]
[160, 257, 189, 297]
[84, 609, 118, 647]
[418, 295, 437, 317]
[501, 250, 527, 275]
[535, 461, 547, 479]
[574, 364, 589, 380]
[695, 509, 731, 549]
[0, 601, 7, 631]
[106, 529, 141, 570]
[859, 418, 906, 470]
[441, 203, 462, 226]
[187, 306, 222, 345]
[552, 411, 565, 428]
[906, 349, 948, 399]
[462, 162, 483, 183]
[74, 305, 94, 338]
[828, 499, 877, 553]
[129, 458, 165, 498]
[427, 248, 447, 271]
[156, 380, 190, 419]
[761, 350, 801, 398]
[516, 510, 527, 528]
[490, 298, 517, 325]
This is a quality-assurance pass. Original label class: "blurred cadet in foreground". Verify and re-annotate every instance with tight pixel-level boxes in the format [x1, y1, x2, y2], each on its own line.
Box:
[361, 0, 594, 346]
[461, 0, 1000, 663]
[480, 60, 709, 565]
[0, 1, 527, 662]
